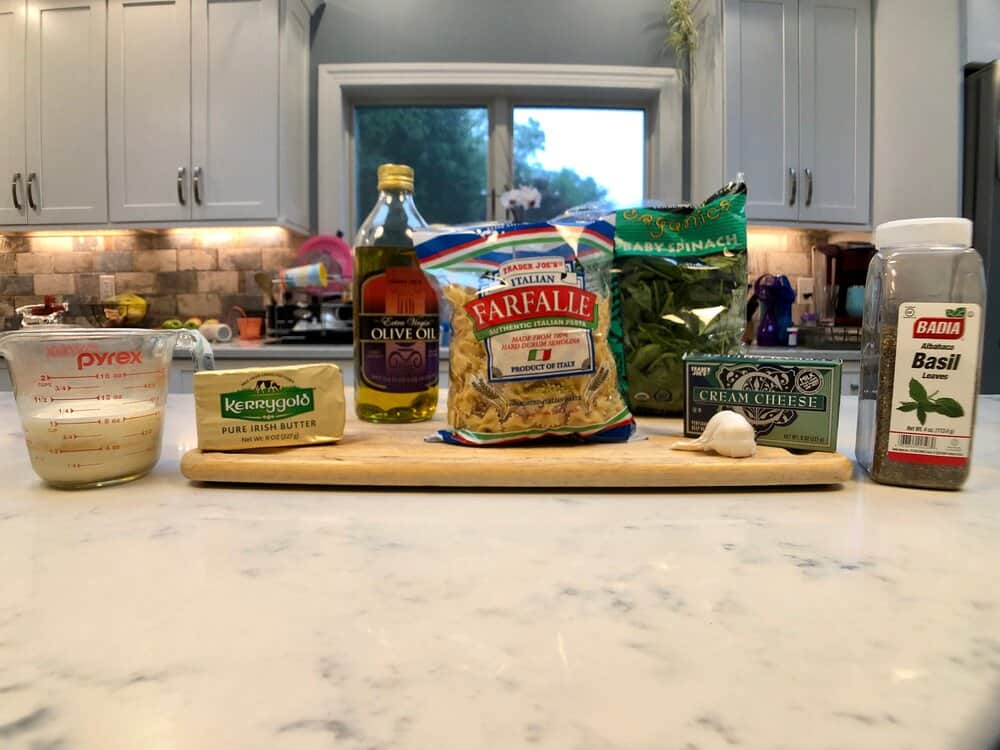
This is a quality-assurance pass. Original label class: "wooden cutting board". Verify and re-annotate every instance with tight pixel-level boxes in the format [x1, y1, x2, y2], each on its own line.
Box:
[180, 412, 854, 488]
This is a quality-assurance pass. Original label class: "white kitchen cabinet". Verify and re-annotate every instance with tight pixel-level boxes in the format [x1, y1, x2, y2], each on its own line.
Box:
[279, 0, 310, 231]
[724, 0, 800, 222]
[107, 0, 191, 222]
[107, 0, 312, 230]
[0, 0, 25, 225]
[191, 0, 277, 221]
[1, 0, 107, 226]
[693, 0, 871, 226]
[797, 0, 871, 223]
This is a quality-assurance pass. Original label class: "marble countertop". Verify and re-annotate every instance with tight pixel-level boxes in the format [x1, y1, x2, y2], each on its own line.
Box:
[1, 393, 998, 749]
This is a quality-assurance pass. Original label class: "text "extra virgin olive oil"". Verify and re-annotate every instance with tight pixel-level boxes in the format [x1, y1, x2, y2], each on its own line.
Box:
[353, 164, 439, 422]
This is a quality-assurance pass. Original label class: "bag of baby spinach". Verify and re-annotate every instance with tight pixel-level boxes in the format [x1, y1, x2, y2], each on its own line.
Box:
[610, 182, 748, 415]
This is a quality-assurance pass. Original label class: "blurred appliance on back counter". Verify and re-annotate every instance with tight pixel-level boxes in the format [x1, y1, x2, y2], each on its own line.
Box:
[266, 233, 354, 344]
[267, 291, 352, 343]
[812, 242, 875, 326]
[963, 60, 1000, 393]
[792, 241, 875, 350]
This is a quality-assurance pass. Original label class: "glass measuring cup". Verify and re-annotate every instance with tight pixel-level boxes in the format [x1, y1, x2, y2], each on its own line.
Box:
[0, 328, 214, 489]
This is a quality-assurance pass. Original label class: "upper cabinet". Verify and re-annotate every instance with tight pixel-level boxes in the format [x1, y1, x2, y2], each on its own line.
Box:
[107, 0, 191, 222]
[108, 0, 311, 230]
[190, 0, 278, 221]
[1, 0, 107, 226]
[692, 0, 871, 226]
[797, 0, 871, 224]
[0, 0, 26, 226]
[0, 0, 315, 229]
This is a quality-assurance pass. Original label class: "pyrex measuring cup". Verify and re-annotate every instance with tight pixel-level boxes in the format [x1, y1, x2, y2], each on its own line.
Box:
[0, 328, 214, 488]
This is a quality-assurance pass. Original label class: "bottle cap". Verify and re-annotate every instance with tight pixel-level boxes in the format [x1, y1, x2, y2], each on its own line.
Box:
[875, 217, 972, 250]
[377, 163, 414, 192]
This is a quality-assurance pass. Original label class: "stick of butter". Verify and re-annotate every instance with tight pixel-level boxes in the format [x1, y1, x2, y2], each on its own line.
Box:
[194, 363, 345, 451]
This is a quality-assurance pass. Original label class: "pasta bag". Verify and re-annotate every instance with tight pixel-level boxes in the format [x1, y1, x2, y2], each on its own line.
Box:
[415, 220, 635, 446]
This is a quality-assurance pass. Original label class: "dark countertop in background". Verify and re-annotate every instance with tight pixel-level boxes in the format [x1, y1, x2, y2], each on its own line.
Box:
[0, 338, 860, 365]
[202, 341, 861, 362]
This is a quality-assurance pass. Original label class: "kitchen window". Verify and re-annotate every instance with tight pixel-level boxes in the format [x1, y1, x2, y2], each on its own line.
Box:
[318, 63, 682, 236]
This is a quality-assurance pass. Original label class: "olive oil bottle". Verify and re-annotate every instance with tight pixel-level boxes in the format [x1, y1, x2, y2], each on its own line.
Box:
[353, 164, 439, 422]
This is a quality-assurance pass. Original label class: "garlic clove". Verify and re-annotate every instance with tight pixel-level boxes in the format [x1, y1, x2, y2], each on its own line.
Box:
[671, 410, 757, 458]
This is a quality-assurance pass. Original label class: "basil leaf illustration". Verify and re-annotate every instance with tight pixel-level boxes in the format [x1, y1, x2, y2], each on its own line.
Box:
[909, 378, 928, 403]
[930, 397, 964, 418]
[916, 406, 927, 425]
[897, 402, 919, 412]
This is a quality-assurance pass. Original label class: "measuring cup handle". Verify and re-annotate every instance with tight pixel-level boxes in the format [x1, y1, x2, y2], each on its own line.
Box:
[176, 329, 215, 371]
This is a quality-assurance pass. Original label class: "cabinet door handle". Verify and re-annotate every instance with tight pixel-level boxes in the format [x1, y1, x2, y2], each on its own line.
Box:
[11, 172, 22, 211]
[193, 166, 203, 205]
[788, 168, 797, 206]
[177, 166, 187, 206]
[26, 172, 38, 211]
[804, 168, 813, 207]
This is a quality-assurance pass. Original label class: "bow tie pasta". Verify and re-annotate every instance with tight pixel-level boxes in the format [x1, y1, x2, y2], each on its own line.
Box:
[416, 221, 634, 446]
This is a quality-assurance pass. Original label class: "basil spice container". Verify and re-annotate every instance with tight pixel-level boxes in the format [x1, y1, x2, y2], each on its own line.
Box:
[855, 218, 986, 489]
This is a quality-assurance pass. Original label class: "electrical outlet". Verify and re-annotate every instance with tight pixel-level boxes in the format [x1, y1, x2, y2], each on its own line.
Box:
[99, 275, 116, 300]
[795, 276, 815, 297]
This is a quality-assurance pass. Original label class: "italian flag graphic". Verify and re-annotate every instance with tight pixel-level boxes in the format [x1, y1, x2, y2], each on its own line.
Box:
[528, 349, 552, 362]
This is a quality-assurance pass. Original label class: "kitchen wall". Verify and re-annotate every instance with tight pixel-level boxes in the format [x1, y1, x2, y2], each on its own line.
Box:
[312, 0, 671, 68]
[0, 229, 303, 330]
[872, 0, 963, 225]
[309, 0, 680, 223]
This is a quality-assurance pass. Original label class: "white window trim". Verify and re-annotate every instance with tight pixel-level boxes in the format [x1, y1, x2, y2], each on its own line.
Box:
[317, 62, 683, 235]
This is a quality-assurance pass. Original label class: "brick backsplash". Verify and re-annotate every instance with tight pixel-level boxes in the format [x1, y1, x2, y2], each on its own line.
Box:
[0, 228, 305, 329]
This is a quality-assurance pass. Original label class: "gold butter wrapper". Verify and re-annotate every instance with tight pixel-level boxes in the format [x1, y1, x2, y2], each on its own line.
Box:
[194, 363, 345, 451]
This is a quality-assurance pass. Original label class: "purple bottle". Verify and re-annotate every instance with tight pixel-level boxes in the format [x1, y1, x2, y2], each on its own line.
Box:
[755, 274, 796, 345]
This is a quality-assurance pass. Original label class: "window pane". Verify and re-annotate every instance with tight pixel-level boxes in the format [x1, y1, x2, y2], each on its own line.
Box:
[512, 107, 645, 222]
[354, 106, 488, 230]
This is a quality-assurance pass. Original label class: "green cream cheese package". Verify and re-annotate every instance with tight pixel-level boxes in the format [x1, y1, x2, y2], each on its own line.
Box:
[194, 364, 345, 451]
[684, 354, 842, 452]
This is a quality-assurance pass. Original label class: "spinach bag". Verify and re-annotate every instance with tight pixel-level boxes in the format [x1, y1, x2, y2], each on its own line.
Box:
[611, 183, 748, 415]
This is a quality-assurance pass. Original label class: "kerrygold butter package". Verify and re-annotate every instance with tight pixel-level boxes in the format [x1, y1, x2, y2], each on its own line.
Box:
[194, 363, 345, 451]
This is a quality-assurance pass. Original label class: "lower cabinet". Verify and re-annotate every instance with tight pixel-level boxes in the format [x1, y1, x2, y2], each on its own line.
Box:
[841, 361, 860, 397]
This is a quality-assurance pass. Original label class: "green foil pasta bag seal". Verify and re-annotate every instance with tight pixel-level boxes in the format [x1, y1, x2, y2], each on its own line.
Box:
[415, 220, 635, 446]
[611, 182, 748, 415]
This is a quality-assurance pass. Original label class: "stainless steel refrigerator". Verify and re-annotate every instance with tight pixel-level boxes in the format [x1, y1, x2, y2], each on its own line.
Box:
[963, 61, 1000, 393]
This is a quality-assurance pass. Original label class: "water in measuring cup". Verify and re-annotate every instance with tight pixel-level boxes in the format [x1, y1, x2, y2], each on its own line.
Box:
[22, 397, 165, 487]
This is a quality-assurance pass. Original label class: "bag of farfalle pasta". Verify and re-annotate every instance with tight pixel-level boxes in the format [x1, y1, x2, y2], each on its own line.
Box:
[415, 220, 635, 446]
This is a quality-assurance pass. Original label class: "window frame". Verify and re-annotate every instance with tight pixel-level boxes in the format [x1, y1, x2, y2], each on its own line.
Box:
[317, 63, 683, 235]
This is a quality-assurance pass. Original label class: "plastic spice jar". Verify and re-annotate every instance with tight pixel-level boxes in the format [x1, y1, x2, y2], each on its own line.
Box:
[855, 218, 986, 490]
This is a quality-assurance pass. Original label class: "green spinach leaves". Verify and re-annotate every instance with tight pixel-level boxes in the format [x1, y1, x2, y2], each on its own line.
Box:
[611, 183, 748, 415]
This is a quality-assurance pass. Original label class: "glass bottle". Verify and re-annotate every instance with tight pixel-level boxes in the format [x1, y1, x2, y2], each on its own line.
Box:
[353, 164, 439, 422]
[856, 218, 985, 489]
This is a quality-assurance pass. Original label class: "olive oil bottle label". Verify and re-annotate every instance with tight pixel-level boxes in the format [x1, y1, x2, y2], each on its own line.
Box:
[887, 302, 981, 466]
[358, 265, 439, 393]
